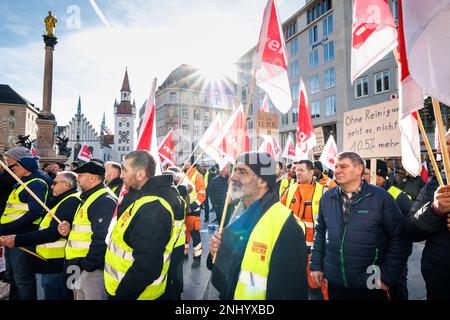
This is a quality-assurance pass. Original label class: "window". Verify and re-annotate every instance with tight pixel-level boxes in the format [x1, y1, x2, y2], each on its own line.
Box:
[119, 122, 122, 127]
[291, 83, 300, 100]
[182, 108, 188, 118]
[194, 109, 200, 120]
[325, 95, 336, 116]
[307, 0, 332, 24]
[170, 92, 177, 103]
[284, 21, 297, 39]
[205, 111, 210, 121]
[308, 25, 318, 45]
[324, 41, 334, 63]
[309, 49, 319, 69]
[309, 74, 320, 94]
[127, 122, 130, 127]
[242, 89, 247, 103]
[292, 106, 298, 123]
[374, 70, 390, 93]
[290, 38, 299, 56]
[182, 124, 189, 133]
[311, 100, 320, 118]
[194, 125, 200, 136]
[324, 67, 335, 89]
[8, 122, 15, 130]
[9, 110, 15, 117]
[355, 76, 369, 98]
[323, 15, 333, 36]
[391, 0, 398, 20]
[290, 60, 299, 77]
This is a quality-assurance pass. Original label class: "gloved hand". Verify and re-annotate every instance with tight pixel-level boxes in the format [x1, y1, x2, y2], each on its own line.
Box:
[190, 202, 200, 212]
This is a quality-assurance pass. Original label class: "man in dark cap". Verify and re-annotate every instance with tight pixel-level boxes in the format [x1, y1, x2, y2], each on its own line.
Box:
[0, 156, 48, 300]
[57, 160, 117, 300]
[207, 152, 308, 300]
[313, 161, 337, 188]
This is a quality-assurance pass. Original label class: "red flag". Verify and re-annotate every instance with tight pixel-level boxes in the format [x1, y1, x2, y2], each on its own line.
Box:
[260, 95, 270, 112]
[420, 162, 429, 184]
[77, 144, 92, 162]
[295, 78, 316, 160]
[158, 130, 175, 167]
[398, 0, 424, 177]
[282, 134, 296, 161]
[259, 134, 281, 160]
[351, 0, 398, 82]
[216, 106, 250, 163]
[254, 0, 291, 114]
[136, 78, 161, 174]
[30, 144, 37, 157]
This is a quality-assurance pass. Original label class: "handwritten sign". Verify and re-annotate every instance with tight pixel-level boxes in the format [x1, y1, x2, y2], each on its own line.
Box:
[256, 112, 278, 135]
[343, 100, 401, 158]
[312, 127, 325, 155]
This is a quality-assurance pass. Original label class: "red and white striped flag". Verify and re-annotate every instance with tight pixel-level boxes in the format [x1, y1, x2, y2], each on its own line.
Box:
[198, 115, 230, 171]
[260, 94, 270, 112]
[136, 78, 161, 175]
[254, 0, 291, 114]
[158, 130, 176, 167]
[30, 144, 37, 157]
[398, 0, 425, 177]
[351, 0, 398, 82]
[295, 78, 316, 160]
[420, 162, 429, 184]
[319, 135, 338, 171]
[282, 134, 296, 161]
[259, 134, 281, 161]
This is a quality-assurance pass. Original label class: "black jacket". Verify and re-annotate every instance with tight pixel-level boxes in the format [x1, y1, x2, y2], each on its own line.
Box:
[0, 165, 16, 215]
[208, 174, 229, 210]
[113, 175, 183, 300]
[397, 176, 425, 200]
[0, 172, 49, 236]
[15, 188, 81, 274]
[67, 183, 117, 272]
[404, 178, 450, 299]
[107, 178, 123, 198]
[207, 191, 308, 300]
[310, 180, 409, 289]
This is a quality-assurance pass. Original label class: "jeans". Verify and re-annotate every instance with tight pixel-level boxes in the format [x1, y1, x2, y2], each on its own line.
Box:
[4, 247, 36, 300]
[40, 273, 73, 300]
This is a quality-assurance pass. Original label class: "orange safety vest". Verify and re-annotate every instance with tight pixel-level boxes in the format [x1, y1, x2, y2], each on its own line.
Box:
[318, 173, 336, 189]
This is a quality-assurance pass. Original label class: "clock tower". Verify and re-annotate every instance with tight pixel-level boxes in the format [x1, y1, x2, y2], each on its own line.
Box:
[113, 68, 136, 162]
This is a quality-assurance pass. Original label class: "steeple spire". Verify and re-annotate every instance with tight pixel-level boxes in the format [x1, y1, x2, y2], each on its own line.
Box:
[100, 111, 106, 135]
[77, 95, 81, 115]
[121, 68, 131, 93]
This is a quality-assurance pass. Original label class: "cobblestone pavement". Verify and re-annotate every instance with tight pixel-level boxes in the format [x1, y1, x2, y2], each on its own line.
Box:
[0, 210, 428, 300]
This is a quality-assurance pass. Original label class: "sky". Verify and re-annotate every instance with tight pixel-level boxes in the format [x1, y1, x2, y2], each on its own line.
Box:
[0, 0, 305, 133]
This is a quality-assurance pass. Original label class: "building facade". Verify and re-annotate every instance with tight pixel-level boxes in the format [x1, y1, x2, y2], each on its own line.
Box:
[142, 64, 238, 164]
[0, 84, 39, 153]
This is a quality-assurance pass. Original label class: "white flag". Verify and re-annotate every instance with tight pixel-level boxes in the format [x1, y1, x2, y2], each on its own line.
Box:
[319, 135, 338, 171]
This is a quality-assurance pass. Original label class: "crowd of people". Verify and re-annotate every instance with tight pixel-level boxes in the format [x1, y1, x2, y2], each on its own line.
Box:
[0, 140, 449, 300]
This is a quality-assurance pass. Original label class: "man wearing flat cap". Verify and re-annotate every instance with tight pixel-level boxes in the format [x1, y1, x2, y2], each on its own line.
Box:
[58, 160, 117, 300]
[0, 156, 49, 300]
[207, 152, 308, 300]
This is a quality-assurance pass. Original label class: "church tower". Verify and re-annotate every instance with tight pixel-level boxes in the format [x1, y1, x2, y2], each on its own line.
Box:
[114, 69, 136, 162]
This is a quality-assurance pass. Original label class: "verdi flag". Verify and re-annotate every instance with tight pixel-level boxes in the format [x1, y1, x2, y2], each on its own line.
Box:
[254, 0, 292, 114]
[282, 134, 296, 161]
[77, 144, 92, 162]
[319, 135, 338, 171]
[259, 134, 281, 161]
[158, 130, 175, 167]
[295, 78, 316, 160]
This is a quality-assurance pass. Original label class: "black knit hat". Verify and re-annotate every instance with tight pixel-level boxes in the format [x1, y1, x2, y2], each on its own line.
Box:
[236, 152, 276, 190]
[365, 159, 388, 179]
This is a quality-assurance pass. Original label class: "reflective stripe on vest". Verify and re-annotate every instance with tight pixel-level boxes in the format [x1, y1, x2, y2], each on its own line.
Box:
[174, 196, 187, 249]
[189, 171, 199, 205]
[234, 202, 292, 300]
[204, 171, 209, 189]
[111, 185, 119, 193]
[65, 187, 113, 260]
[1, 178, 48, 225]
[104, 196, 176, 300]
[36, 192, 81, 259]
[387, 186, 411, 200]
[285, 182, 324, 246]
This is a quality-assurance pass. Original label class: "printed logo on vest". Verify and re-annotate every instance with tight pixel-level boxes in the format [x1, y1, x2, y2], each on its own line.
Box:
[79, 209, 84, 219]
[120, 211, 131, 228]
[252, 241, 268, 256]
[357, 210, 368, 214]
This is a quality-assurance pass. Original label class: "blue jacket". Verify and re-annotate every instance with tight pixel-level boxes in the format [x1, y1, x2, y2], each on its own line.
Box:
[310, 180, 409, 289]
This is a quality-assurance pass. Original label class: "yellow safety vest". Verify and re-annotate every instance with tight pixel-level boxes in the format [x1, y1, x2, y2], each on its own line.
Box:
[234, 202, 299, 300]
[111, 185, 119, 194]
[36, 193, 81, 259]
[278, 178, 291, 198]
[189, 171, 199, 205]
[174, 196, 187, 249]
[204, 171, 209, 189]
[65, 187, 116, 260]
[387, 186, 411, 200]
[1, 178, 48, 225]
[104, 196, 176, 300]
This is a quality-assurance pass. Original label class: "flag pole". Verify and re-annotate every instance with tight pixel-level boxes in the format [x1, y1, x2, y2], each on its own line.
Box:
[213, 68, 257, 263]
[417, 115, 444, 186]
[18, 247, 47, 261]
[176, 148, 204, 187]
[0, 160, 62, 224]
[432, 98, 450, 183]
[393, 47, 443, 185]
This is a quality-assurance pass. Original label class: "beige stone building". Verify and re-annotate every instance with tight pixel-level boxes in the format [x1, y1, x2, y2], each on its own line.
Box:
[0, 84, 39, 153]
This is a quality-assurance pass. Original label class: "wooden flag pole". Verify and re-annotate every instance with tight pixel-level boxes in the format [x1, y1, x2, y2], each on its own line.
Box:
[212, 69, 257, 263]
[0, 160, 62, 224]
[18, 247, 47, 261]
[417, 115, 444, 186]
[432, 98, 450, 183]
[176, 150, 204, 187]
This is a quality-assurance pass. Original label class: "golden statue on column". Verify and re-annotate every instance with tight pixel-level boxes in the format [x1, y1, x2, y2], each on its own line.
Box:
[44, 11, 57, 37]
